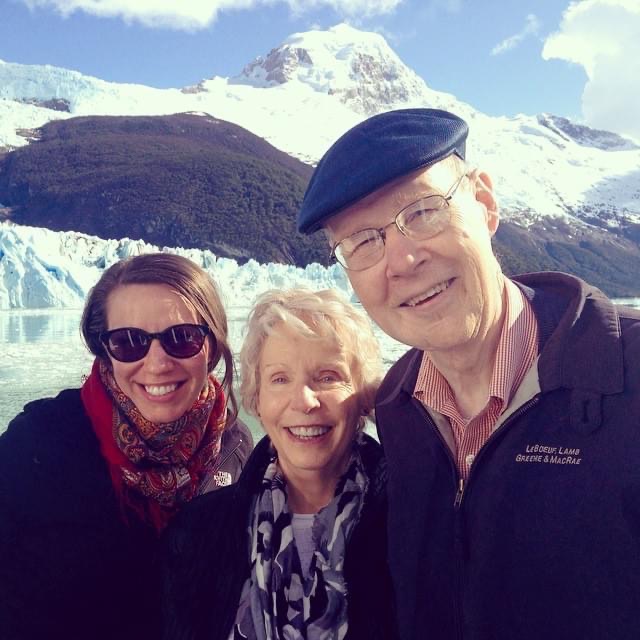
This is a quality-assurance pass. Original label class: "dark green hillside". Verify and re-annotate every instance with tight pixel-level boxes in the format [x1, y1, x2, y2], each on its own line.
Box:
[0, 113, 324, 265]
[494, 217, 640, 297]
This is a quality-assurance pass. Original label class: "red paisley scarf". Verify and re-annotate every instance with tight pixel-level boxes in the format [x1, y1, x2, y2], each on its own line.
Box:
[81, 359, 227, 531]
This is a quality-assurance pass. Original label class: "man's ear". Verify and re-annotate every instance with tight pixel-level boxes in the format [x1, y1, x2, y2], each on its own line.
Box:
[473, 170, 499, 236]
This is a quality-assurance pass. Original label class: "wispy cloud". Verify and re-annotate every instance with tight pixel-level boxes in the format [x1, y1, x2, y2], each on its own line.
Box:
[425, 0, 462, 12]
[416, 0, 463, 21]
[20, 0, 405, 30]
[368, 24, 415, 47]
[542, 0, 640, 141]
[491, 14, 540, 56]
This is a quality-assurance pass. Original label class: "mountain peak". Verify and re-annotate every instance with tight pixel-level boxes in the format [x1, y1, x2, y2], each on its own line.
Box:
[231, 23, 442, 116]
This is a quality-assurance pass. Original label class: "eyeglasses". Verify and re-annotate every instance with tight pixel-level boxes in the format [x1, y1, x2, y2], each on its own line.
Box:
[331, 173, 467, 271]
[99, 324, 211, 363]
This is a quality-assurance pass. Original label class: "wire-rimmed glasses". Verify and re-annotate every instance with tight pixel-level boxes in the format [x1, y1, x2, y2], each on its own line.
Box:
[330, 172, 467, 271]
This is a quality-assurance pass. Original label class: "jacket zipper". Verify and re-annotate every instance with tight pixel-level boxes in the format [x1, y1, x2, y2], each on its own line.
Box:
[414, 394, 541, 640]
[211, 437, 244, 474]
[413, 402, 465, 640]
[454, 478, 464, 508]
[459, 396, 540, 504]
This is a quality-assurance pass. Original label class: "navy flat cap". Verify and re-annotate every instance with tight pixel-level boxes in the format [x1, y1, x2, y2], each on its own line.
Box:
[297, 108, 468, 234]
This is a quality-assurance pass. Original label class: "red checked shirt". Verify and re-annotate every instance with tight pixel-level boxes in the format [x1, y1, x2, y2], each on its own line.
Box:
[413, 279, 539, 480]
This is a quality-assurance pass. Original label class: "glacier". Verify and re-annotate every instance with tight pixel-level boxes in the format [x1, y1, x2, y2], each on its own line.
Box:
[0, 221, 352, 310]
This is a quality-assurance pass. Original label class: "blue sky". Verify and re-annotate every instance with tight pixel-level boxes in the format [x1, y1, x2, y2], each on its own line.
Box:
[2, 0, 639, 140]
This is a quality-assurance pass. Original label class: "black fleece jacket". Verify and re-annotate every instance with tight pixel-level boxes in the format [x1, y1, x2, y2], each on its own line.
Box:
[0, 388, 252, 640]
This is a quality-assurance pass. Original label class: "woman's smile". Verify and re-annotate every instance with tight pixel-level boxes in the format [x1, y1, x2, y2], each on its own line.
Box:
[285, 424, 332, 440]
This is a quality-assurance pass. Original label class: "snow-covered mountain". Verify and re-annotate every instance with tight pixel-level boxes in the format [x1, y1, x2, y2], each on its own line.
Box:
[0, 25, 472, 157]
[0, 24, 639, 256]
[231, 24, 466, 118]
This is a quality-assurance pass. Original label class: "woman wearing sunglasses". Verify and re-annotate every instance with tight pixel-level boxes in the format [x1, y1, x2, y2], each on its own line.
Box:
[162, 288, 397, 640]
[0, 253, 252, 640]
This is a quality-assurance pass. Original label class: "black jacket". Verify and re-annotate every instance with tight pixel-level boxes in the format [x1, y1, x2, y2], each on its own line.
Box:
[376, 272, 640, 640]
[162, 434, 398, 640]
[0, 388, 252, 640]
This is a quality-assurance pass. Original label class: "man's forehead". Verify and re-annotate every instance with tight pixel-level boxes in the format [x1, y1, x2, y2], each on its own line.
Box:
[324, 160, 455, 236]
[369, 161, 455, 204]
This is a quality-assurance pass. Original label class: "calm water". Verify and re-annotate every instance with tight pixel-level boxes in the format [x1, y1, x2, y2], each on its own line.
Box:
[0, 306, 409, 435]
[1, 310, 92, 432]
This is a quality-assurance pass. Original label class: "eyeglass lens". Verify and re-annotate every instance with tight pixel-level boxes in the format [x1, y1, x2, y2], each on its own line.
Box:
[101, 324, 209, 362]
[333, 173, 466, 271]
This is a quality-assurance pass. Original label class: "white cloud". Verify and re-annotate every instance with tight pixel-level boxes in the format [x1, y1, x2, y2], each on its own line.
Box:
[20, 0, 404, 29]
[542, 0, 640, 142]
[294, 0, 404, 17]
[491, 13, 540, 56]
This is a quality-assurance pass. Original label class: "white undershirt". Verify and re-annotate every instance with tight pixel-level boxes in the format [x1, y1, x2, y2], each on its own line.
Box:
[291, 513, 316, 579]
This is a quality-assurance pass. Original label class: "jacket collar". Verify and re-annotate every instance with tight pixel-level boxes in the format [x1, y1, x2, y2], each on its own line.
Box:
[514, 272, 624, 395]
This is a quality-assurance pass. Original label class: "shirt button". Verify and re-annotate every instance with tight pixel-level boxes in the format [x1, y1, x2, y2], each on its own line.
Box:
[465, 454, 475, 467]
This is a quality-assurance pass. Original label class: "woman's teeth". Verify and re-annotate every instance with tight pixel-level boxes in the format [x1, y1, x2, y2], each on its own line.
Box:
[144, 383, 178, 397]
[287, 426, 330, 439]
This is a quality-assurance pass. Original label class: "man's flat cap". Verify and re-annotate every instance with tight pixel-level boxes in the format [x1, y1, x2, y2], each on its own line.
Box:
[297, 108, 468, 233]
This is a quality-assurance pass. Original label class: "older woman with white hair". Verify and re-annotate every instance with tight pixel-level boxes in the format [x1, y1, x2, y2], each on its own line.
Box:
[162, 288, 398, 640]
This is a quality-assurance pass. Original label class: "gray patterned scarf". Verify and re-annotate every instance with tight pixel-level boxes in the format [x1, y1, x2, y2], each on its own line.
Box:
[232, 446, 369, 640]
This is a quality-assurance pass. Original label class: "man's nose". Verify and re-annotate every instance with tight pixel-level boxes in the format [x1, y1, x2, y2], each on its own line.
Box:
[384, 224, 428, 277]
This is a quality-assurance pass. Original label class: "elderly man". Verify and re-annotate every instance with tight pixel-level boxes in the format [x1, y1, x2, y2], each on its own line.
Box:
[297, 108, 640, 640]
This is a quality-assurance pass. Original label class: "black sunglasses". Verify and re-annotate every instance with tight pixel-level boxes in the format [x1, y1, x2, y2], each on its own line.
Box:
[99, 324, 212, 363]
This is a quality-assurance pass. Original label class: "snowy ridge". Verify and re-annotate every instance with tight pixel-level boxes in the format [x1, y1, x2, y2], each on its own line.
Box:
[537, 114, 639, 152]
[0, 59, 179, 117]
[0, 222, 352, 310]
[465, 112, 640, 227]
